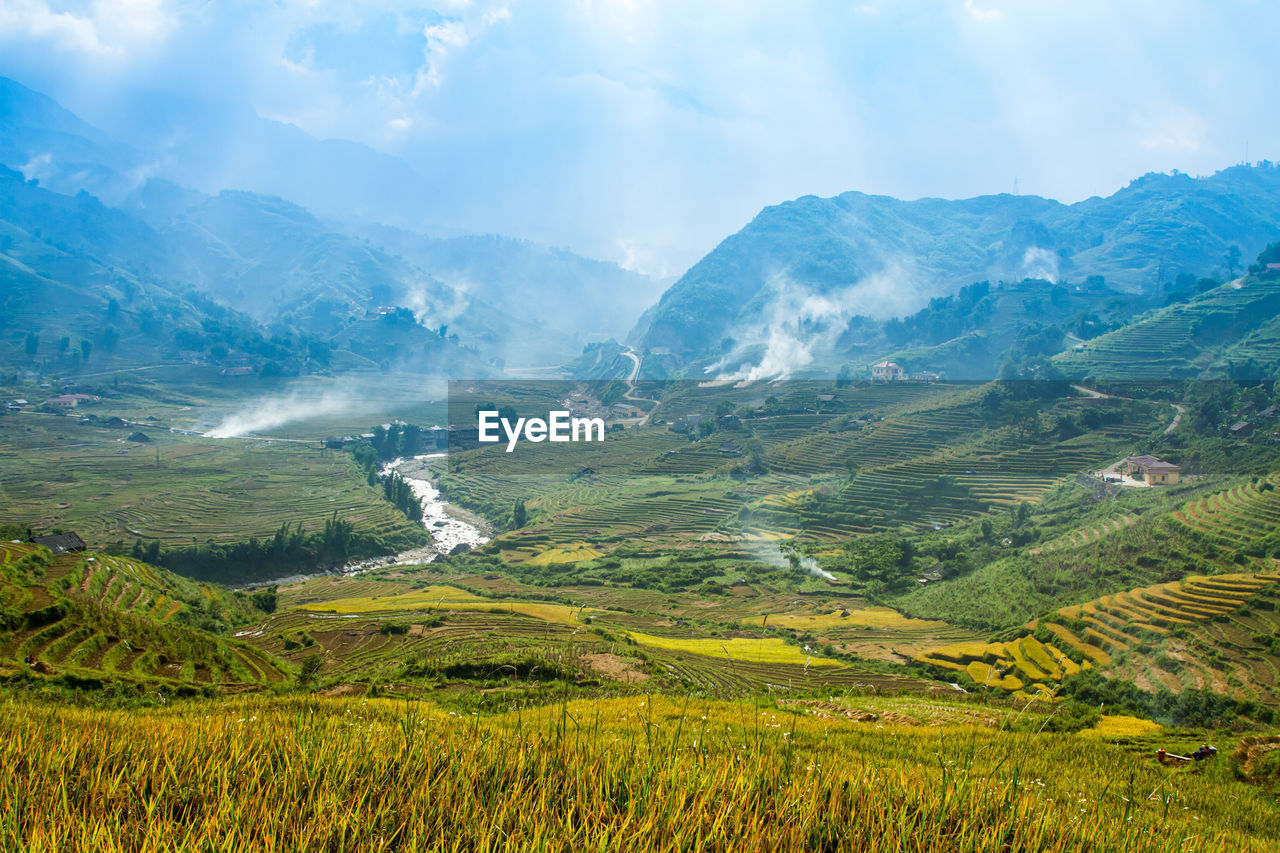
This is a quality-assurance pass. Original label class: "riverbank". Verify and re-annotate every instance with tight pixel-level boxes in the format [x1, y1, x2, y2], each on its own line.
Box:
[236, 455, 491, 589]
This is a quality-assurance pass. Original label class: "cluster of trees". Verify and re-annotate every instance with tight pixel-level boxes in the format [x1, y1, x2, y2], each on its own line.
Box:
[883, 281, 993, 347]
[820, 537, 918, 595]
[360, 423, 428, 462]
[1247, 240, 1280, 276]
[347, 428, 426, 521]
[380, 472, 423, 522]
[1060, 670, 1274, 727]
[119, 515, 427, 583]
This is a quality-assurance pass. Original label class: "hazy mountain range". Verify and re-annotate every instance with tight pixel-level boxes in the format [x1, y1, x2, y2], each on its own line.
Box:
[0, 74, 663, 373]
[637, 166, 1280, 377]
[4, 72, 1280, 383]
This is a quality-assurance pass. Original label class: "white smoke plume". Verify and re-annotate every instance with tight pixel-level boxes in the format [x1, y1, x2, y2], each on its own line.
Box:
[706, 264, 924, 381]
[202, 388, 360, 438]
[1021, 247, 1059, 282]
[401, 277, 471, 331]
[744, 540, 837, 581]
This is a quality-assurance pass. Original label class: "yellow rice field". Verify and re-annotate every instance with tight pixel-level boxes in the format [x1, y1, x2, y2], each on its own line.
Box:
[295, 585, 600, 625]
[626, 631, 842, 666]
[0, 693, 1275, 852]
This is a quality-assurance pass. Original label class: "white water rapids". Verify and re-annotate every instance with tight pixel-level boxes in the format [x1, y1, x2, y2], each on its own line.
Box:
[384, 454, 490, 557]
[339, 454, 490, 574]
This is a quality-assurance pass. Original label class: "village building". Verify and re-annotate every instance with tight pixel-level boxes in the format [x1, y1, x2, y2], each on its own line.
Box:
[31, 532, 87, 554]
[917, 562, 953, 585]
[1230, 420, 1253, 438]
[911, 371, 940, 383]
[45, 394, 97, 409]
[1123, 455, 1181, 485]
[870, 361, 905, 382]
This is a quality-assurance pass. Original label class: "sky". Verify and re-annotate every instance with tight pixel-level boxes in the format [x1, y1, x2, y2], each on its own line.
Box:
[0, 0, 1276, 276]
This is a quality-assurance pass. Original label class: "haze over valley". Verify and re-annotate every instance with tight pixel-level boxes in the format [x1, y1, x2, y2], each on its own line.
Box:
[3, 5, 1280, 851]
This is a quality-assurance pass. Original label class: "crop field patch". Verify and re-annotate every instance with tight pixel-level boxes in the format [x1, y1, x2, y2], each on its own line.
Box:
[294, 584, 603, 625]
[0, 422, 420, 547]
[626, 631, 841, 666]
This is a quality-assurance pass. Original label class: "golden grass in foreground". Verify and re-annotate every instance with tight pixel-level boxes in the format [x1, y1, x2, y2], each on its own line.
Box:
[1, 694, 1276, 852]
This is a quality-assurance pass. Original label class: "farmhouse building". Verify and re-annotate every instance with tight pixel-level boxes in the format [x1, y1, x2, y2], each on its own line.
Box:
[45, 394, 97, 408]
[31, 532, 87, 554]
[871, 361, 905, 382]
[917, 562, 953, 585]
[1123, 455, 1181, 485]
[1230, 420, 1253, 438]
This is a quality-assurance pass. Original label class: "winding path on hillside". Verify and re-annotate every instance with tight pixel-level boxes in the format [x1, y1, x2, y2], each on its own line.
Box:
[1072, 385, 1185, 434]
[620, 347, 651, 425]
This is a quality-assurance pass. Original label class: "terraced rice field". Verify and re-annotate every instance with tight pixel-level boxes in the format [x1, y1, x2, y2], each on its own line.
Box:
[1172, 473, 1280, 547]
[0, 424, 418, 546]
[293, 584, 603, 625]
[744, 606, 985, 663]
[249, 608, 587, 681]
[0, 545, 286, 686]
[1055, 275, 1280, 379]
[443, 383, 1166, 551]
[524, 544, 606, 565]
[649, 650, 934, 694]
[919, 571, 1280, 705]
[917, 635, 1087, 701]
[1029, 514, 1138, 555]
[626, 631, 841, 666]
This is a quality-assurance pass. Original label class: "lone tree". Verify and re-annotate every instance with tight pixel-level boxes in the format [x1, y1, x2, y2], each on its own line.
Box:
[1225, 244, 1242, 278]
[298, 653, 323, 686]
[512, 498, 527, 528]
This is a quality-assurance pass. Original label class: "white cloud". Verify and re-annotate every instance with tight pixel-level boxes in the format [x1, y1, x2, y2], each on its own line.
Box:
[0, 1, 1274, 276]
[964, 1, 1002, 23]
[481, 6, 510, 26]
[0, 0, 106, 54]
[0, 0, 176, 56]
[1135, 106, 1208, 154]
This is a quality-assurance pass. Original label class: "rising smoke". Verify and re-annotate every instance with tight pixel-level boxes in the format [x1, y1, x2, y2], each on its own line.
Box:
[744, 539, 837, 582]
[202, 378, 447, 438]
[1021, 247, 1059, 282]
[705, 264, 926, 381]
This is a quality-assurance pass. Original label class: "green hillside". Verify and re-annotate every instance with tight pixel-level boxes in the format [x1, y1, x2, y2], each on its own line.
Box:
[1056, 272, 1280, 379]
[0, 540, 287, 690]
[638, 165, 1280, 367]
